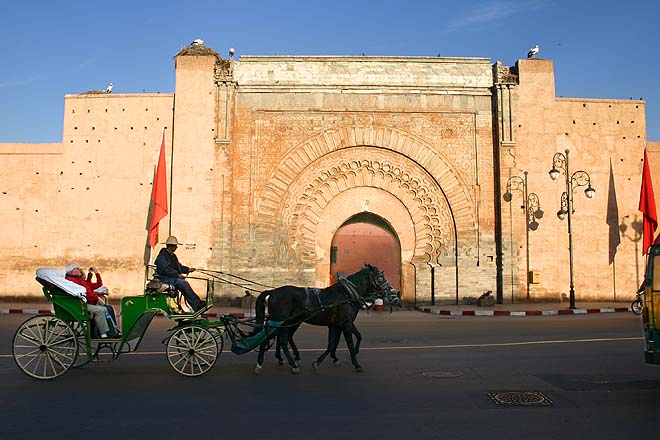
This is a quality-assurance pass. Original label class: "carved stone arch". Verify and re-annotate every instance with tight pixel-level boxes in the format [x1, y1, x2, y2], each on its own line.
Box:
[258, 146, 469, 266]
[263, 124, 474, 214]
[256, 126, 477, 293]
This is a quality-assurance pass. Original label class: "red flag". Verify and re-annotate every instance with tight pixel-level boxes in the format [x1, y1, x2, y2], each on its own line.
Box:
[639, 148, 657, 255]
[148, 131, 168, 248]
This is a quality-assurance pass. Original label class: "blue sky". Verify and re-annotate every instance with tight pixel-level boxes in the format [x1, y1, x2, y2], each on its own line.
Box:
[1, 0, 658, 143]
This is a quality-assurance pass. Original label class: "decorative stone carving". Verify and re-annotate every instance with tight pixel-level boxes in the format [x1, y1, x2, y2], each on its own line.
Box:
[278, 148, 455, 265]
[254, 124, 478, 273]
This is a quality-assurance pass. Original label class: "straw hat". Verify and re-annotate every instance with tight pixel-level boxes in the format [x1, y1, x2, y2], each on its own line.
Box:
[165, 236, 182, 246]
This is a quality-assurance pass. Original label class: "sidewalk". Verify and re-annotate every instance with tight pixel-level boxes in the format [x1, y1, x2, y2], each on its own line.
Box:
[0, 301, 255, 318]
[416, 300, 632, 317]
[0, 299, 634, 318]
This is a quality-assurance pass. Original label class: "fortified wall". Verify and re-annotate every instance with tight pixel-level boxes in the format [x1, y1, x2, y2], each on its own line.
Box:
[0, 44, 652, 306]
[505, 59, 647, 300]
[0, 94, 174, 296]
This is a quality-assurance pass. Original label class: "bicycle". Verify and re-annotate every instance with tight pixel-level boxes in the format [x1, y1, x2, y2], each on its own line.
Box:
[631, 291, 644, 315]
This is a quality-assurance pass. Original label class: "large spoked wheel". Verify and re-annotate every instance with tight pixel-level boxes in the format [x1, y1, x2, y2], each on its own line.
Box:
[166, 326, 218, 377]
[13, 315, 78, 380]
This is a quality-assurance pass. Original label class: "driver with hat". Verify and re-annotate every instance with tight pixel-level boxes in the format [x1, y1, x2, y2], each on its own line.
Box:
[154, 236, 205, 313]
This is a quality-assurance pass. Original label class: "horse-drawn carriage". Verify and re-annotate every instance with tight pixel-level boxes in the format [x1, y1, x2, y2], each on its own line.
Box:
[12, 265, 400, 379]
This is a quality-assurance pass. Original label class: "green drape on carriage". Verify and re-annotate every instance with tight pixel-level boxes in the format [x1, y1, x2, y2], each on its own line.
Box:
[230, 321, 284, 355]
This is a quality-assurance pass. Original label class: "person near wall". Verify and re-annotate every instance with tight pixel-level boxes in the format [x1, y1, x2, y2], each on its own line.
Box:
[65, 263, 119, 338]
[154, 236, 205, 313]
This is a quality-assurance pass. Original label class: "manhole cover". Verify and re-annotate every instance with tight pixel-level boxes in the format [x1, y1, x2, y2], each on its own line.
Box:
[421, 370, 463, 378]
[487, 391, 554, 406]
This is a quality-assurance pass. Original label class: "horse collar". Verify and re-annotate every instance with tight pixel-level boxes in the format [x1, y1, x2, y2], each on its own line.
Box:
[338, 275, 360, 303]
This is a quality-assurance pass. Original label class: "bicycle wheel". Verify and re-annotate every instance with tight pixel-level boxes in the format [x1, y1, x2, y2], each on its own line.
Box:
[631, 299, 643, 315]
[13, 315, 78, 379]
[166, 326, 218, 377]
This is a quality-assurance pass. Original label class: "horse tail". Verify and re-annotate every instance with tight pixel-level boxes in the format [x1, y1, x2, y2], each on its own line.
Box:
[254, 289, 271, 330]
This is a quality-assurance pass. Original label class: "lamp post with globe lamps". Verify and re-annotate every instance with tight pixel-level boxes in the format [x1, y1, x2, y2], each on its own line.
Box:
[549, 149, 596, 309]
[503, 171, 544, 300]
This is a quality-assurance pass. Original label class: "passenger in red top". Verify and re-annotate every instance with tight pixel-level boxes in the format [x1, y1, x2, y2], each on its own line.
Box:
[65, 263, 118, 338]
[66, 264, 103, 304]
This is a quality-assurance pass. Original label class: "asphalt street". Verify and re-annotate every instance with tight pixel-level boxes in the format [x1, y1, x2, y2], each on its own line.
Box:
[0, 311, 657, 440]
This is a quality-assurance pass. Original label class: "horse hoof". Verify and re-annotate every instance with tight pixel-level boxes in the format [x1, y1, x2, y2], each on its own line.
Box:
[332, 359, 342, 367]
[254, 365, 263, 375]
[354, 366, 364, 373]
[312, 361, 320, 373]
[291, 366, 301, 374]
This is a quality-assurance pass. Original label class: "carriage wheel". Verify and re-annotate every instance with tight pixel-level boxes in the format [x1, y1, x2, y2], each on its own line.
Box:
[166, 326, 218, 377]
[12, 315, 78, 380]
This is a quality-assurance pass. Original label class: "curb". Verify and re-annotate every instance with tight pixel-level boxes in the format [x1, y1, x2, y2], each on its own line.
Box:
[0, 309, 253, 319]
[0, 309, 54, 315]
[1, 306, 631, 318]
[417, 306, 631, 317]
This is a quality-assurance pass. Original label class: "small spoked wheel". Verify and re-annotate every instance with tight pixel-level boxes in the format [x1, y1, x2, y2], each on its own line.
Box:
[631, 300, 644, 315]
[166, 326, 218, 377]
[13, 315, 78, 379]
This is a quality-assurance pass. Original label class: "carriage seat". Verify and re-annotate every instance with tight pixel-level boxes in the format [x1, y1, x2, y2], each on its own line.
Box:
[144, 276, 194, 315]
[145, 277, 177, 297]
[35, 268, 87, 301]
[35, 268, 91, 324]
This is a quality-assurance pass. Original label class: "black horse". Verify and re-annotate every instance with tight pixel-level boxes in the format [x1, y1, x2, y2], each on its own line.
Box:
[253, 264, 400, 374]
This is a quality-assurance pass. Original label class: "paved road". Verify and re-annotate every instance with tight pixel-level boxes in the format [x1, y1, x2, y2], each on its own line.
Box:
[0, 311, 657, 440]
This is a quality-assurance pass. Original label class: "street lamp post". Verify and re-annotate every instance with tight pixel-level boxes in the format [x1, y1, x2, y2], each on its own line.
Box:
[549, 149, 596, 309]
[503, 171, 544, 299]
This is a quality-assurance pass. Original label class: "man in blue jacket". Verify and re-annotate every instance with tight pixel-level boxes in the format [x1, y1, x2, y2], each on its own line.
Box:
[155, 235, 205, 313]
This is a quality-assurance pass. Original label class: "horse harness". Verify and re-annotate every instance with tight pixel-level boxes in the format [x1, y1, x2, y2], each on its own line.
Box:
[303, 274, 363, 313]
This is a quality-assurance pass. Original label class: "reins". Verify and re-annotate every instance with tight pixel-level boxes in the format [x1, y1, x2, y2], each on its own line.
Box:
[194, 268, 274, 293]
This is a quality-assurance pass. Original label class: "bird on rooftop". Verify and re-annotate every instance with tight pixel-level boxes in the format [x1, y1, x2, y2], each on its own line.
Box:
[527, 44, 540, 58]
[229, 47, 235, 59]
[105, 83, 113, 94]
[191, 39, 204, 46]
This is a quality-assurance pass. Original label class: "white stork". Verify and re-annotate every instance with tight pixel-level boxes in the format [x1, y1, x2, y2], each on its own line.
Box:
[527, 44, 540, 58]
[105, 83, 113, 94]
[191, 39, 204, 46]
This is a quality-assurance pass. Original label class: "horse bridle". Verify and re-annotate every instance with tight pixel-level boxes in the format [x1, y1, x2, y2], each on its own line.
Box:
[336, 266, 398, 309]
[367, 266, 398, 300]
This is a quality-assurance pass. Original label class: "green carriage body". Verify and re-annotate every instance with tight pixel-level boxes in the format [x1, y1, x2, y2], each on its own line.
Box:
[42, 281, 167, 361]
[13, 273, 230, 379]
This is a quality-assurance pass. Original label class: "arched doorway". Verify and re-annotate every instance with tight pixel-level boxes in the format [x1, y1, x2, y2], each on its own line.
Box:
[330, 213, 401, 291]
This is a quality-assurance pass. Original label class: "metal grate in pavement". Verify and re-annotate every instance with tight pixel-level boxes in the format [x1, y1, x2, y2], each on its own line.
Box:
[487, 391, 554, 406]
